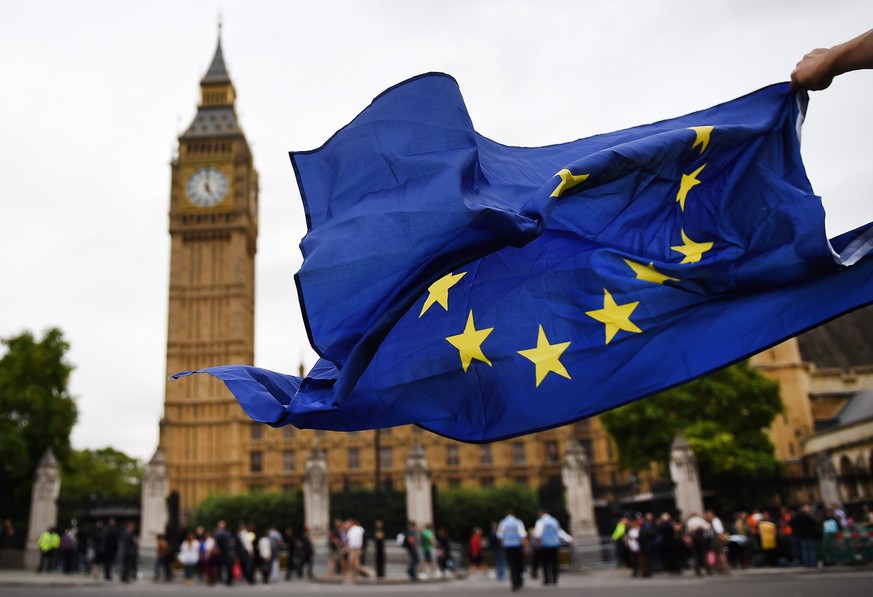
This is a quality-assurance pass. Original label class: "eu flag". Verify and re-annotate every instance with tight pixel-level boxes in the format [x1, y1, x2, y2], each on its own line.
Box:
[175, 73, 873, 442]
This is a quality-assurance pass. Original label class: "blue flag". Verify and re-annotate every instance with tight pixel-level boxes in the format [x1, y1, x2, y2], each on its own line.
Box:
[175, 73, 873, 442]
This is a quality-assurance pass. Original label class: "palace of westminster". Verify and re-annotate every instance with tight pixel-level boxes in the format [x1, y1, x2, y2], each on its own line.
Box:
[158, 37, 873, 516]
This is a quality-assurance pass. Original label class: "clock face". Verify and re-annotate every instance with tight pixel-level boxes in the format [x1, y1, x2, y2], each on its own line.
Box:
[186, 166, 228, 207]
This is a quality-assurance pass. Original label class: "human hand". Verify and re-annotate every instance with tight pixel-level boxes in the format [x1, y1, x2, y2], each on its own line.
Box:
[790, 48, 836, 93]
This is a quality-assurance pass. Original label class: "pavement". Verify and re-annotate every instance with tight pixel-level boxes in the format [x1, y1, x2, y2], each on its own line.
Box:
[1, 562, 870, 588]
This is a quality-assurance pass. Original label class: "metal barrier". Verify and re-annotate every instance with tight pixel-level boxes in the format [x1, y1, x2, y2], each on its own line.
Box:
[822, 529, 873, 565]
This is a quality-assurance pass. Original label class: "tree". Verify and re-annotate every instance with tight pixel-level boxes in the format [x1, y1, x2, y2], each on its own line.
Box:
[435, 484, 539, 542]
[189, 491, 304, 534]
[0, 328, 77, 520]
[60, 447, 144, 501]
[600, 360, 783, 508]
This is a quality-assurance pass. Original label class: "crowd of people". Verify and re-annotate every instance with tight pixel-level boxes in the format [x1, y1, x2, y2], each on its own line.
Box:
[34, 518, 139, 581]
[30, 518, 315, 586]
[611, 503, 873, 578]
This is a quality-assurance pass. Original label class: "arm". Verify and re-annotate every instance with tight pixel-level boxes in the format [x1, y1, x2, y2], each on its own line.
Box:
[791, 27, 873, 92]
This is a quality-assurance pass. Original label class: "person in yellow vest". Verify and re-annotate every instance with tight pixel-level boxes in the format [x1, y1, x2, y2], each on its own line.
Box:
[36, 527, 60, 573]
[758, 513, 778, 567]
[612, 517, 629, 568]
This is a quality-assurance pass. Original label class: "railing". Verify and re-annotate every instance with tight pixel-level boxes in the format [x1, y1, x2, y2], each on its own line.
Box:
[821, 529, 873, 565]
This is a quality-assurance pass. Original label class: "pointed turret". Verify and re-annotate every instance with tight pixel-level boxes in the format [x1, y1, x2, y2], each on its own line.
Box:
[181, 30, 242, 140]
[201, 36, 230, 85]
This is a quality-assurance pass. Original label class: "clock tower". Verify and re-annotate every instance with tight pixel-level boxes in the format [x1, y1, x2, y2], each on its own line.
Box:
[159, 33, 258, 512]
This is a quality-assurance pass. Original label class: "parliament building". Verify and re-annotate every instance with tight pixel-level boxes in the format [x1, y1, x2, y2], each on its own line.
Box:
[159, 38, 873, 516]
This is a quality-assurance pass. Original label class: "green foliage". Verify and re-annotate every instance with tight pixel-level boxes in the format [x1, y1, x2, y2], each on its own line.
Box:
[60, 447, 144, 501]
[189, 491, 304, 533]
[435, 483, 539, 541]
[0, 328, 77, 524]
[331, 488, 407, 537]
[601, 360, 783, 483]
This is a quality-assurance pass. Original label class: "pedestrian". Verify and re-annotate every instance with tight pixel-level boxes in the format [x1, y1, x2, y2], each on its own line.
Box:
[345, 518, 374, 582]
[497, 508, 527, 592]
[403, 521, 420, 581]
[489, 521, 506, 581]
[657, 513, 680, 574]
[213, 520, 235, 586]
[237, 522, 255, 584]
[419, 523, 437, 578]
[637, 513, 656, 578]
[267, 525, 282, 581]
[300, 524, 314, 579]
[120, 522, 139, 583]
[154, 533, 173, 581]
[327, 519, 343, 577]
[468, 526, 487, 579]
[36, 526, 59, 573]
[0, 519, 14, 553]
[612, 516, 629, 568]
[435, 527, 455, 578]
[178, 531, 200, 585]
[533, 508, 571, 586]
[90, 520, 104, 579]
[685, 512, 710, 575]
[257, 530, 272, 583]
[758, 513, 778, 567]
[75, 524, 91, 575]
[59, 525, 77, 573]
[101, 518, 119, 581]
[201, 531, 216, 585]
[706, 510, 730, 574]
[626, 519, 640, 577]
[791, 504, 821, 568]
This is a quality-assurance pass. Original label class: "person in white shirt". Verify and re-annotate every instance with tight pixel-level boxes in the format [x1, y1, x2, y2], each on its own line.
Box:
[257, 533, 272, 583]
[345, 519, 373, 582]
[684, 512, 711, 576]
[178, 532, 200, 585]
[706, 511, 729, 574]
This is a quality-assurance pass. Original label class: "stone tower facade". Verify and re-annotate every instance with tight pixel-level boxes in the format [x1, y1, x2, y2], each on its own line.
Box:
[159, 34, 258, 511]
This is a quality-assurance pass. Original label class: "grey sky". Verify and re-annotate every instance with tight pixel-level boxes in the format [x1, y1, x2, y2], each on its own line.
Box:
[1, 0, 871, 461]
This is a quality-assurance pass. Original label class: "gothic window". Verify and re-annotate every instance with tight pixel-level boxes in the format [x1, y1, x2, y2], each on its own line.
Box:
[479, 444, 492, 465]
[446, 445, 460, 467]
[249, 451, 263, 474]
[379, 447, 394, 470]
[348, 447, 360, 470]
[480, 476, 494, 488]
[512, 442, 526, 464]
[250, 424, 263, 441]
[544, 440, 559, 463]
[283, 450, 295, 472]
[283, 426, 295, 440]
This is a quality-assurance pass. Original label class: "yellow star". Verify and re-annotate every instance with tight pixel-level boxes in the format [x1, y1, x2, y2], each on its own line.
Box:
[446, 310, 493, 372]
[420, 271, 466, 317]
[676, 163, 706, 211]
[518, 325, 572, 387]
[585, 289, 642, 345]
[550, 168, 589, 198]
[670, 229, 713, 264]
[690, 126, 713, 154]
[623, 259, 678, 284]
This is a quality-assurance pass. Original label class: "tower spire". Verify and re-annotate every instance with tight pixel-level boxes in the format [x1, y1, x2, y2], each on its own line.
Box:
[202, 18, 230, 85]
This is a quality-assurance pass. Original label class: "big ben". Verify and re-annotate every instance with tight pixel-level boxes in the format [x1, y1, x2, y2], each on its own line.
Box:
[159, 33, 258, 512]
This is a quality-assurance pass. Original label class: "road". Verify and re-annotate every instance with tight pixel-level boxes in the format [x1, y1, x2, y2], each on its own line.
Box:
[2, 567, 872, 597]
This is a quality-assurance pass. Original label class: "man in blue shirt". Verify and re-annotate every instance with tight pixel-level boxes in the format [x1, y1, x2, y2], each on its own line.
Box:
[497, 509, 527, 592]
[533, 509, 571, 585]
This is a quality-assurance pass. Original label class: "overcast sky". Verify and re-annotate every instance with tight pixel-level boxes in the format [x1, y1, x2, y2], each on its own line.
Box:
[1, 0, 872, 462]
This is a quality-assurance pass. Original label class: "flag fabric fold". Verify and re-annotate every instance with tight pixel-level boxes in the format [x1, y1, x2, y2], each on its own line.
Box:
[175, 72, 873, 442]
